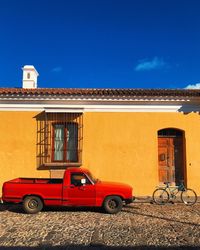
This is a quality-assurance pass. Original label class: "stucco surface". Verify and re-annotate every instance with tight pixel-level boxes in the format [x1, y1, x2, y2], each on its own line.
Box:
[0, 111, 200, 196]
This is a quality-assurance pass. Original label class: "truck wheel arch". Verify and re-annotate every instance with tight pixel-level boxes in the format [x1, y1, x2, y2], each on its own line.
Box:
[102, 194, 124, 205]
[23, 194, 44, 203]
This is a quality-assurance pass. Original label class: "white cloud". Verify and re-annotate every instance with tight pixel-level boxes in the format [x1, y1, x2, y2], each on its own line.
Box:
[52, 66, 63, 73]
[185, 83, 200, 89]
[135, 57, 166, 71]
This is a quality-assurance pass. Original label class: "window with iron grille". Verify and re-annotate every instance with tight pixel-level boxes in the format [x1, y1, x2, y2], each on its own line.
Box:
[37, 112, 83, 167]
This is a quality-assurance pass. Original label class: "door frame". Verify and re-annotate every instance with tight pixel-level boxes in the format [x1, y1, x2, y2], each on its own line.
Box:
[157, 128, 187, 186]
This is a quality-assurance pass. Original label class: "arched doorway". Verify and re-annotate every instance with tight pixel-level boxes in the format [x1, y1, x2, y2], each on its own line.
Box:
[157, 128, 186, 185]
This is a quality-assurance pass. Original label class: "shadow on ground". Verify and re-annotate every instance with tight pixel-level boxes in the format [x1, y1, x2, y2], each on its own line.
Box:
[0, 204, 141, 214]
[0, 245, 199, 250]
[0, 203, 102, 214]
[122, 207, 200, 227]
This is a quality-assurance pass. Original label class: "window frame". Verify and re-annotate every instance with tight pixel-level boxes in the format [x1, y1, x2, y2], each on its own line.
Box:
[51, 122, 78, 163]
[37, 112, 83, 168]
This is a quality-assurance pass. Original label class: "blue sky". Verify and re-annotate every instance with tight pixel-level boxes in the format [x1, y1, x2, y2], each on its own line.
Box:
[0, 0, 200, 89]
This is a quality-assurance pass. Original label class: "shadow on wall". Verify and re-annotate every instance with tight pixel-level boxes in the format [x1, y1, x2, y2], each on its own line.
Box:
[178, 105, 200, 114]
[0, 245, 199, 250]
[34, 112, 48, 169]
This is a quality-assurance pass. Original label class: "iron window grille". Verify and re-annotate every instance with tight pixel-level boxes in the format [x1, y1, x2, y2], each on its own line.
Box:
[37, 112, 83, 167]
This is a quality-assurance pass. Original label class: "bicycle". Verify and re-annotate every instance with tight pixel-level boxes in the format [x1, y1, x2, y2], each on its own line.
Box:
[152, 181, 197, 205]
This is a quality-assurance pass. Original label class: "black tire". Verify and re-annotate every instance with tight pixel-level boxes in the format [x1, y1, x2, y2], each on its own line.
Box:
[23, 196, 43, 214]
[152, 188, 169, 205]
[103, 196, 123, 214]
[181, 188, 197, 205]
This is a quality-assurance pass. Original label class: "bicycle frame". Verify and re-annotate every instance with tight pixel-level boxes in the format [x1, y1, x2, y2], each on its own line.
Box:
[160, 182, 185, 199]
[166, 186, 178, 199]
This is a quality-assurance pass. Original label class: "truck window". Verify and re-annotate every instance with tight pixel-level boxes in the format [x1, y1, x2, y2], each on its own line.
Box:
[70, 173, 91, 186]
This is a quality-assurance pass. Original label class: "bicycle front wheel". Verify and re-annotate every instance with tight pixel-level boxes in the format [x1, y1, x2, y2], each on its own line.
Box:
[152, 188, 169, 205]
[181, 188, 197, 205]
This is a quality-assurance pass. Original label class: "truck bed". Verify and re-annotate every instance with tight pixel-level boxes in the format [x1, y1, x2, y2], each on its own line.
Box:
[3, 178, 64, 205]
[7, 178, 63, 184]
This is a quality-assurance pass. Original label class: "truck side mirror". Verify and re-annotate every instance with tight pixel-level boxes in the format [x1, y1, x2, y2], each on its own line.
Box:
[81, 179, 86, 185]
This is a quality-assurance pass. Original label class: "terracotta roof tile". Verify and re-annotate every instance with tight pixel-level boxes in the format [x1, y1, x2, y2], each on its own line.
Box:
[0, 88, 200, 97]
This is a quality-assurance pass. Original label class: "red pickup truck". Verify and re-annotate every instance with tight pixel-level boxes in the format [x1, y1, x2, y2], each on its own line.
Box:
[2, 167, 134, 214]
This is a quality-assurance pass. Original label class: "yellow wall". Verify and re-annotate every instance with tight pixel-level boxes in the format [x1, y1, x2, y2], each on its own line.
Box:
[0, 112, 49, 196]
[0, 111, 200, 197]
[83, 112, 200, 196]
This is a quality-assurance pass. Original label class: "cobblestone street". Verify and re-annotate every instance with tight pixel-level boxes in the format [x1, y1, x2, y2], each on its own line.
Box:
[1, 203, 200, 250]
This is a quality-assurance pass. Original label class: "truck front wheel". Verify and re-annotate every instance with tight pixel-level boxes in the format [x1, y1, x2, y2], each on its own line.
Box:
[103, 196, 123, 214]
[23, 196, 43, 214]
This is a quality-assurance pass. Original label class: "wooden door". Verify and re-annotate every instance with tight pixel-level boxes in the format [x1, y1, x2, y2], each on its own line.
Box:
[158, 137, 184, 184]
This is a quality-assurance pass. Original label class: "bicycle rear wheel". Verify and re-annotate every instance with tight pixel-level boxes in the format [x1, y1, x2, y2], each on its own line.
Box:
[181, 188, 197, 205]
[152, 188, 169, 205]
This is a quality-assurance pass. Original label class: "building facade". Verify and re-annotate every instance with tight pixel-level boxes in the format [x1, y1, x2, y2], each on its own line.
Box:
[0, 66, 200, 196]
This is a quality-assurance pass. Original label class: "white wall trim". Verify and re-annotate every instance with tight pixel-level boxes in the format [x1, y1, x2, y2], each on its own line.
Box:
[0, 103, 199, 113]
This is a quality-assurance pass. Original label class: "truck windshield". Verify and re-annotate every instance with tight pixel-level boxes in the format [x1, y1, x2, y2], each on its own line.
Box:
[86, 172, 99, 184]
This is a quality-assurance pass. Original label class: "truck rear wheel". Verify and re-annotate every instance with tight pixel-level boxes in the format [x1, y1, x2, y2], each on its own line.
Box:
[23, 196, 43, 214]
[103, 196, 123, 214]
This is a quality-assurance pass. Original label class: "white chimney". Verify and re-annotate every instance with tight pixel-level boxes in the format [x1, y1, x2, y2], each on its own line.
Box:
[22, 65, 39, 88]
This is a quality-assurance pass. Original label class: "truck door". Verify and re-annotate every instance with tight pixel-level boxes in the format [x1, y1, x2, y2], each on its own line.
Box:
[63, 172, 96, 206]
